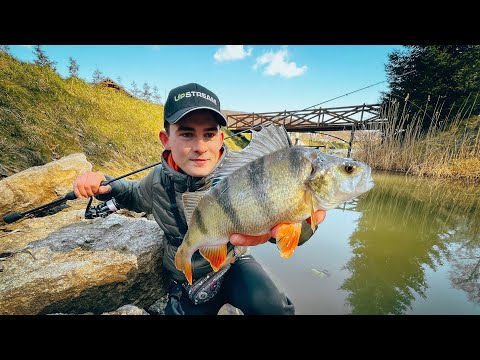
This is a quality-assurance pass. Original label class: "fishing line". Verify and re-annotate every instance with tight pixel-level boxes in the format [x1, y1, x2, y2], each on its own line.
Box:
[304, 70, 416, 110]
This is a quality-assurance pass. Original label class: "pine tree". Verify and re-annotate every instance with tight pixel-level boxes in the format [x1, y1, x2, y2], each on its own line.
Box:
[68, 57, 79, 78]
[33, 45, 57, 70]
[92, 68, 104, 84]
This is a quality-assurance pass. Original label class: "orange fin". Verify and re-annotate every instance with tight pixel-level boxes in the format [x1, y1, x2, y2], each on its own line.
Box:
[199, 244, 228, 272]
[275, 223, 302, 258]
[174, 249, 193, 285]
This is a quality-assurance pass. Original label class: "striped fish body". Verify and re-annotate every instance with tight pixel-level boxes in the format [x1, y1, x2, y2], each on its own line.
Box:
[186, 147, 312, 243]
[175, 125, 374, 284]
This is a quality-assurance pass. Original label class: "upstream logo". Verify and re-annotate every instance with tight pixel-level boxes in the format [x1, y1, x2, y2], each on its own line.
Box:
[174, 91, 217, 105]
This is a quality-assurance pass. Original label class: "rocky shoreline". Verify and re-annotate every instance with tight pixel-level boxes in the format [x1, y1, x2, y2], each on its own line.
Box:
[0, 154, 241, 315]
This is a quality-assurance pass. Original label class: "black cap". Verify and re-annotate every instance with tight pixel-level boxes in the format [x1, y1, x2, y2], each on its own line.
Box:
[164, 83, 227, 126]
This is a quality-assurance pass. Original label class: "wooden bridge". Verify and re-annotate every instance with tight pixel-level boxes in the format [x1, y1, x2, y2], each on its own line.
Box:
[226, 103, 386, 132]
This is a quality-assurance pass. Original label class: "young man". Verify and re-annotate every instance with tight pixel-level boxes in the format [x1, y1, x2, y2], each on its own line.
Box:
[73, 82, 326, 315]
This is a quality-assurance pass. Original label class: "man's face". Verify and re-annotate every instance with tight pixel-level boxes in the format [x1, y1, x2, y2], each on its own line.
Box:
[160, 110, 225, 177]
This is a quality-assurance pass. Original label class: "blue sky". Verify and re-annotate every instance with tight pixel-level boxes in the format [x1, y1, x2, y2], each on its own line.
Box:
[8, 45, 402, 113]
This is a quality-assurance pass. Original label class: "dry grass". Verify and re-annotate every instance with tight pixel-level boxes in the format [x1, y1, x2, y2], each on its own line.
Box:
[0, 53, 251, 179]
[64, 77, 164, 177]
[355, 96, 480, 182]
[0, 53, 164, 178]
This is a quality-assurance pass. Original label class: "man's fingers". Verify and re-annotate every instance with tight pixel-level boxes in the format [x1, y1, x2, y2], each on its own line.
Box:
[73, 178, 82, 199]
[76, 175, 90, 198]
[84, 173, 96, 197]
[72, 172, 107, 198]
[314, 210, 326, 225]
[270, 226, 279, 239]
[230, 211, 327, 247]
[307, 210, 327, 226]
[87, 173, 100, 196]
[230, 233, 271, 246]
[98, 185, 112, 194]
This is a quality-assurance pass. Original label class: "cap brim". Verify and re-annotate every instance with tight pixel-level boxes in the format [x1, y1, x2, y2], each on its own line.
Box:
[165, 106, 227, 127]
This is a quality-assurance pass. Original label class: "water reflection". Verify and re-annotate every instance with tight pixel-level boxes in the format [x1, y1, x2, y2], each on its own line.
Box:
[449, 240, 480, 304]
[342, 172, 480, 314]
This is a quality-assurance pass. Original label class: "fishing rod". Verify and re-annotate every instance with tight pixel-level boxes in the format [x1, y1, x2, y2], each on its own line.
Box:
[2, 160, 162, 224]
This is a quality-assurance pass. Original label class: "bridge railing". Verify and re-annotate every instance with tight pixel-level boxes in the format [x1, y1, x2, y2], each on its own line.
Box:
[226, 103, 386, 132]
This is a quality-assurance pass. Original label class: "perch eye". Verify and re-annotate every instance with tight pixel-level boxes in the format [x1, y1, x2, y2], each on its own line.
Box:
[344, 163, 355, 174]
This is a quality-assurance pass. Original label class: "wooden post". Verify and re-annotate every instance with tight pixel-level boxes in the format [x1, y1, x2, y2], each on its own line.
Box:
[347, 125, 355, 158]
[347, 104, 364, 157]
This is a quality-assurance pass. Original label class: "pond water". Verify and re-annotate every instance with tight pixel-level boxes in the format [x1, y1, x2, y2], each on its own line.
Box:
[250, 172, 480, 315]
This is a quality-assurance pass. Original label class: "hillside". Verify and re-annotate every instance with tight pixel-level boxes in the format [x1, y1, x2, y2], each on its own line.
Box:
[0, 53, 244, 180]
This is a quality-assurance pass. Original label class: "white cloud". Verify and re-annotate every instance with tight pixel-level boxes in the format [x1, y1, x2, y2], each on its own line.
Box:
[18, 45, 32, 48]
[214, 45, 253, 62]
[253, 47, 307, 78]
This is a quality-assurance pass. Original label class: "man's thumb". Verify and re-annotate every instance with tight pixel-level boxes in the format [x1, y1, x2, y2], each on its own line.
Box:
[98, 185, 112, 194]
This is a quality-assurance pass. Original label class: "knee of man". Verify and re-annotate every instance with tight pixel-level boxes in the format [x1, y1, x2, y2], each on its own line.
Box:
[247, 292, 295, 315]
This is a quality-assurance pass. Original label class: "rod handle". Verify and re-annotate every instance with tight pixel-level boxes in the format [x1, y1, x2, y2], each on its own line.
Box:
[3, 212, 24, 224]
[64, 191, 78, 201]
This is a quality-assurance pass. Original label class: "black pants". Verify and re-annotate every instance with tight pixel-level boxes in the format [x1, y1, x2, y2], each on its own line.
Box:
[164, 254, 295, 315]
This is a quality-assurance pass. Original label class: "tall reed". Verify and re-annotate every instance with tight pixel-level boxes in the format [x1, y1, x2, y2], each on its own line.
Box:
[355, 95, 480, 182]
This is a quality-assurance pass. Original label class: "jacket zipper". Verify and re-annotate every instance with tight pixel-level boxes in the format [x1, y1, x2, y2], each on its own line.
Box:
[186, 176, 192, 192]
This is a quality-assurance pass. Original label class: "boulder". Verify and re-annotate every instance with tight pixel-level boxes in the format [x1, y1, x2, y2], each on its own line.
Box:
[0, 153, 92, 223]
[0, 214, 166, 315]
[102, 304, 149, 315]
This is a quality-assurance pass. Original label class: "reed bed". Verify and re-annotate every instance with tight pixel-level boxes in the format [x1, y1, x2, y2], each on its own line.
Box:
[355, 95, 480, 182]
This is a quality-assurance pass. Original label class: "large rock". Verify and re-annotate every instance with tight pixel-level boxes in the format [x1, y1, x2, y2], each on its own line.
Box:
[47, 304, 149, 315]
[0, 214, 167, 315]
[0, 153, 92, 223]
[0, 207, 87, 253]
[102, 304, 149, 315]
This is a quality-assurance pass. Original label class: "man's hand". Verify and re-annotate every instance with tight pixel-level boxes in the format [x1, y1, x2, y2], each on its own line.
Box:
[73, 171, 112, 198]
[229, 210, 326, 246]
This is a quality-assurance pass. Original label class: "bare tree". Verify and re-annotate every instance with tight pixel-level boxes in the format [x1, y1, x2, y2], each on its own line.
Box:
[142, 82, 152, 101]
[152, 85, 162, 104]
[116, 76, 123, 87]
[68, 57, 79, 78]
[92, 68, 104, 84]
[33, 45, 57, 70]
[130, 81, 140, 97]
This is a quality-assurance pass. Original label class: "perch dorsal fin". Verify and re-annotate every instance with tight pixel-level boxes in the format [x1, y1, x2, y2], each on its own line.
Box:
[182, 190, 208, 226]
[200, 124, 291, 190]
